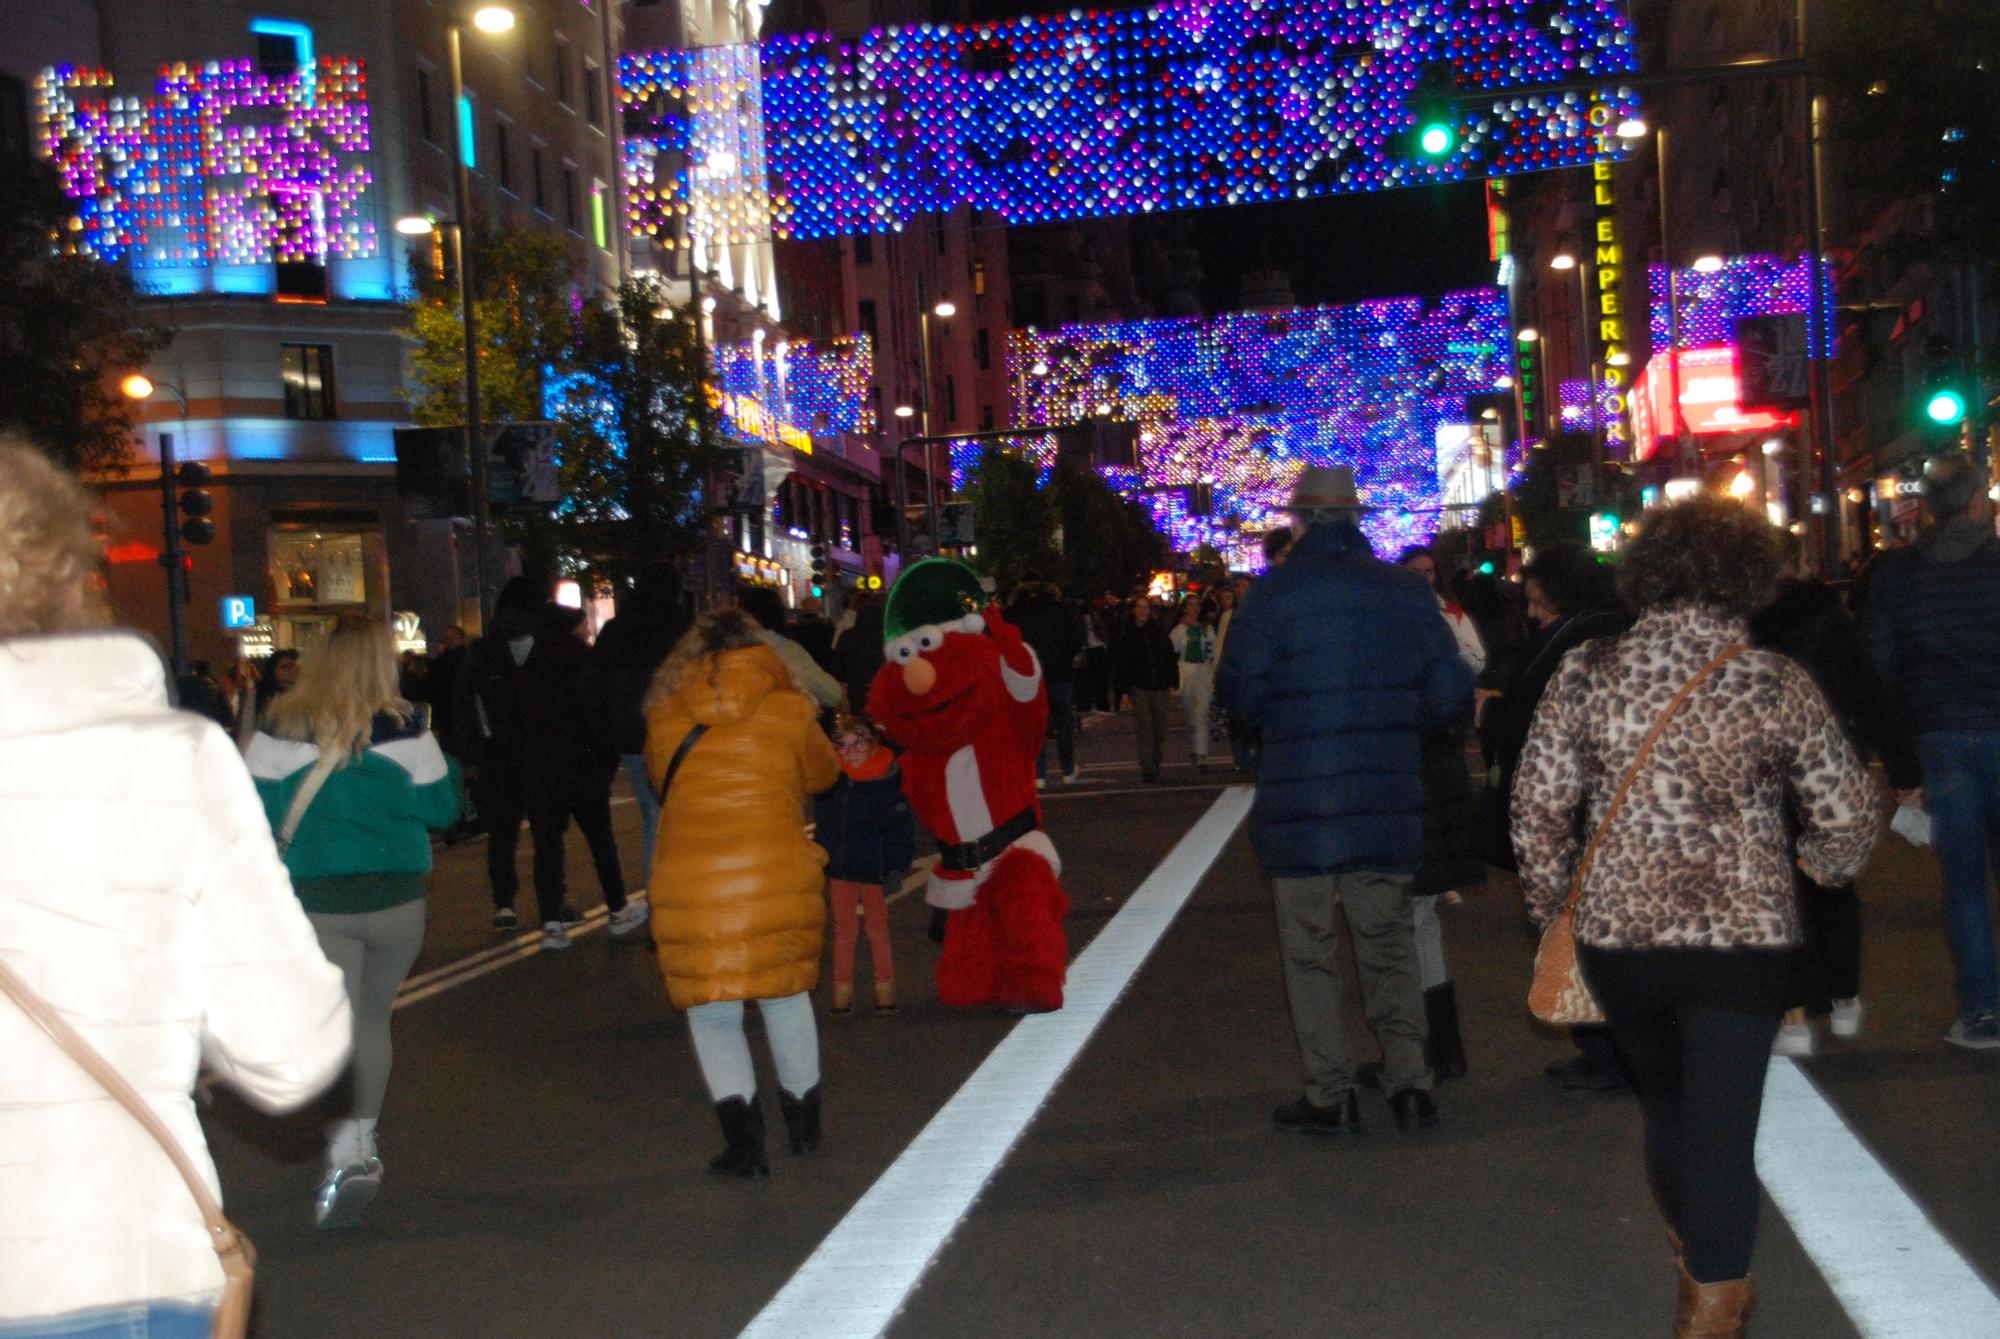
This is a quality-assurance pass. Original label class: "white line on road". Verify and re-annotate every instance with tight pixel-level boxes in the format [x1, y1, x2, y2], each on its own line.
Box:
[1759, 1058, 2000, 1337]
[735, 785, 1254, 1339]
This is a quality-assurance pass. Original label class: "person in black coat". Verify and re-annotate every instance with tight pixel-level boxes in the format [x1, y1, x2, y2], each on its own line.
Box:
[1008, 574, 1086, 783]
[586, 562, 689, 874]
[453, 578, 547, 930]
[1111, 596, 1180, 782]
[1752, 531, 1920, 1053]
[1480, 543, 1633, 1094]
[516, 604, 643, 945]
[836, 593, 887, 715]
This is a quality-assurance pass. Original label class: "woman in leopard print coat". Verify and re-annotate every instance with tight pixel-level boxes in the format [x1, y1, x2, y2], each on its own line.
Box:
[1512, 498, 1880, 1339]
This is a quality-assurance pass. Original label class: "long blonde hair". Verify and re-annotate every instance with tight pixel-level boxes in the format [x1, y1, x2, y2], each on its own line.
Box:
[268, 616, 412, 763]
[0, 440, 102, 638]
[645, 607, 804, 711]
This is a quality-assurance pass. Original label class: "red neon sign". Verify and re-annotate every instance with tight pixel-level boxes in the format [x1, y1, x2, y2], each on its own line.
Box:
[1629, 345, 1799, 459]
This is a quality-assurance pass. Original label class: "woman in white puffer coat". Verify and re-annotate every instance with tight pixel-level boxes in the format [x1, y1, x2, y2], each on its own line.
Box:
[0, 441, 353, 1337]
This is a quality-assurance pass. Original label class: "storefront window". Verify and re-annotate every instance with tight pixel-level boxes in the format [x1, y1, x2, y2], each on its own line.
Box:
[270, 529, 378, 653]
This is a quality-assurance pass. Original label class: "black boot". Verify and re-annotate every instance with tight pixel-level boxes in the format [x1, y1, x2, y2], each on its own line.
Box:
[1424, 982, 1468, 1081]
[778, 1085, 822, 1155]
[709, 1095, 769, 1178]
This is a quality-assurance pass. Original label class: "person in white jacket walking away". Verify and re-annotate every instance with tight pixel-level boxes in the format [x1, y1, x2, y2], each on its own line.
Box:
[0, 442, 353, 1337]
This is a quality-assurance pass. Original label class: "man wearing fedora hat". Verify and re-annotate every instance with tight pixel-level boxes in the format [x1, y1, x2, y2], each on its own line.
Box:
[1217, 465, 1476, 1135]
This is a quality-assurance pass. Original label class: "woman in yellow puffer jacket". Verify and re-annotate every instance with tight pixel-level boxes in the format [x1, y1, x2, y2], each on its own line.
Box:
[645, 608, 841, 1177]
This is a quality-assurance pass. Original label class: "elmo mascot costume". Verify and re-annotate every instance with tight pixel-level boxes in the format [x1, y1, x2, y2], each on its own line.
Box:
[867, 559, 1070, 1013]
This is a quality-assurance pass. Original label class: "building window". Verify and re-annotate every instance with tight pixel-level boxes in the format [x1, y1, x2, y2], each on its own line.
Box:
[945, 375, 957, 423]
[853, 234, 873, 266]
[561, 163, 580, 231]
[249, 18, 311, 77]
[973, 257, 986, 296]
[858, 299, 877, 343]
[975, 327, 990, 370]
[583, 58, 603, 127]
[554, 37, 572, 106]
[980, 404, 996, 431]
[282, 344, 337, 419]
[415, 67, 436, 144]
[530, 144, 546, 211]
[495, 119, 513, 191]
[933, 215, 946, 256]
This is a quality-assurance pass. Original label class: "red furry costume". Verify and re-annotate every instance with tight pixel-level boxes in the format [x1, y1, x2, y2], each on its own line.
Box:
[867, 561, 1070, 1012]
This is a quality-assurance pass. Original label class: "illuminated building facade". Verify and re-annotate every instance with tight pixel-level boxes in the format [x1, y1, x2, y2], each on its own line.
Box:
[11, 0, 626, 662]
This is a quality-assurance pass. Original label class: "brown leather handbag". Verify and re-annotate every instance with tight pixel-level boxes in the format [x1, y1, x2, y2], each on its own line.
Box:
[0, 957, 255, 1338]
[1528, 645, 1746, 1027]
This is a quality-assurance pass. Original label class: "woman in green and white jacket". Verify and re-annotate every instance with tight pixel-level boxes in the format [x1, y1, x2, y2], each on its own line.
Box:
[247, 616, 463, 1229]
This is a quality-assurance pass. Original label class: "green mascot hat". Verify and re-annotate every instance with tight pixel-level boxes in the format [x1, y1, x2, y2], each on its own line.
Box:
[883, 558, 989, 646]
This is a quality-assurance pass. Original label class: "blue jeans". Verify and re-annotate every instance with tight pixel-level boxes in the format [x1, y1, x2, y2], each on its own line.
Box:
[622, 752, 661, 878]
[0, 1303, 212, 1338]
[1038, 682, 1077, 780]
[1917, 730, 2000, 1017]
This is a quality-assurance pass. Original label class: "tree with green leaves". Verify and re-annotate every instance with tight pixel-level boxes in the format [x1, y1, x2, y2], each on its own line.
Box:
[405, 224, 579, 428]
[968, 445, 1059, 592]
[0, 161, 172, 471]
[544, 278, 721, 595]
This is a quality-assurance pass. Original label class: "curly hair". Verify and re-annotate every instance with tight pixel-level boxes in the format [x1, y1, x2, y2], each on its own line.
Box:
[645, 606, 807, 712]
[1615, 496, 1780, 619]
[0, 440, 102, 638]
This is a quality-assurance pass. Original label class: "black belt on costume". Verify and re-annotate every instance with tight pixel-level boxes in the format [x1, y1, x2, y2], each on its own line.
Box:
[937, 806, 1040, 873]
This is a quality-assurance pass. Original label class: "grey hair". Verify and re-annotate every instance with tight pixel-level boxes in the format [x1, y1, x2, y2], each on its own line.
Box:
[1924, 450, 1989, 521]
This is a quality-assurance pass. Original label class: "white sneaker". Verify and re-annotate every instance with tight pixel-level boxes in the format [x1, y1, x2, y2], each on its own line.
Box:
[1829, 997, 1863, 1038]
[541, 921, 573, 951]
[1772, 1021, 1815, 1058]
[1062, 769, 1080, 784]
[313, 1154, 383, 1230]
[607, 900, 650, 938]
[1035, 777, 1046, 790]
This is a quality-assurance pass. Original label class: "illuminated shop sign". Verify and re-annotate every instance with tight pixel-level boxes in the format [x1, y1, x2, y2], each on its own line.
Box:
[709, 388, 814, 454]
[1588, 100, 1629, 455]
[1628, 345, 1800, 457]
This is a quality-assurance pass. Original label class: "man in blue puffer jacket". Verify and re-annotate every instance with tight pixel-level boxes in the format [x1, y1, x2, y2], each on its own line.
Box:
[1867, 450, 2000, 1050]
[1217, 466, 1475, 1137]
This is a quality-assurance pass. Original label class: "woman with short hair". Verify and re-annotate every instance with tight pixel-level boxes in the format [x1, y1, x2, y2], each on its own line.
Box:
[0, 441, 351, 1333]
[248, 615, 463, 1228]
[1512, 498, 1880, 1337]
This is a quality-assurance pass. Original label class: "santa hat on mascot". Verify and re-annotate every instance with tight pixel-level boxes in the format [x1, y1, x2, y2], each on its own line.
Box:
[869, 560, 1070, 1013]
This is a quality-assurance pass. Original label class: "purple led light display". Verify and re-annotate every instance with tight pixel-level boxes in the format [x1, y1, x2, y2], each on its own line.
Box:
[621, 0, 1641, 242]
[712, 334, 878, 439]
[1648, 255, 1836, 357]
[996, 289, 1513, 563]
[36, 59, 377, 272]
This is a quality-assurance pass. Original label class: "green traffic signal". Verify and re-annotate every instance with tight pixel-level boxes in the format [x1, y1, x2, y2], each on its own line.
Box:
[1418, 122, 1455, 158]
[1926, 388, 1968, 427]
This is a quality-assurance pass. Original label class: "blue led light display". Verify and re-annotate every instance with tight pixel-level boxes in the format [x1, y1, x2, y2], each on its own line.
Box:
[621, 0, 1641, 242]
[1648, 255, 1837, 357]
[712, 334, 877, 439]
[992, 288, 1514, 563]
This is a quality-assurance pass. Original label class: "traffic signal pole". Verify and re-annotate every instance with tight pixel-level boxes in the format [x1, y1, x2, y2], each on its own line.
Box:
[156, 429, 190, 684]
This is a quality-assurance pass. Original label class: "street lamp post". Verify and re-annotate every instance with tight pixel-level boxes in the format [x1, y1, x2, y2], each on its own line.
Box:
[441, 4, 515, 629]
[917, 301, 956, 548]
[120, 373, 192, 682]
[892, 403, 916, 558]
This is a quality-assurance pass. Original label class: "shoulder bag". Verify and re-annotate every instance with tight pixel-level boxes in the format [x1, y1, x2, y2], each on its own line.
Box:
[1528, 644, 1746, 1026]
[274, 749, 340, 859]
[0, 958, 255, 1338]
[654, 724, 709, 804]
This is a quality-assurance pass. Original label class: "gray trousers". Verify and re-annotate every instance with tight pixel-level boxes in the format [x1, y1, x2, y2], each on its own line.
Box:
[1130, 688, 1174, 780]
[307, 899, 427, 1121]
[1273, 871, 1431, 1104]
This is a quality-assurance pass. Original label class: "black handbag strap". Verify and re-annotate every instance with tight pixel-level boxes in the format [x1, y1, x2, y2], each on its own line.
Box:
[656, 723, 709, 803]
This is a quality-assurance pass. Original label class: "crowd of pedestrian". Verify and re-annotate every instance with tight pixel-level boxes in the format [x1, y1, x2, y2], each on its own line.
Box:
[7, 414, 2000, 1338]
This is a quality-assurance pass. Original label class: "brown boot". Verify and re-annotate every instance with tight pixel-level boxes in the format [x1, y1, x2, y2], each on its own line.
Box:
[830, 983, 853, 1016]
[1676, 1267, 1756, 1338]
[874, 980, 898, 1015]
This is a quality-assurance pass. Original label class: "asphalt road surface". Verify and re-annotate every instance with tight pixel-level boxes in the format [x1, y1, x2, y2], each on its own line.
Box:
[200, 709, 2000, 1338]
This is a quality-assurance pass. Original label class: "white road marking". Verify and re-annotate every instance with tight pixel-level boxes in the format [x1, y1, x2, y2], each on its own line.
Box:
[1759, 1058, 2000, 1337]
[394, 905, 620, 1009]
[735, 786, 1254, 1339]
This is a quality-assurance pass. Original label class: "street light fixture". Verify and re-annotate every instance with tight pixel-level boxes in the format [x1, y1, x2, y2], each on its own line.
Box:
[435, 1, 516, 628]
[914, 297, 959, 549]
[120, 372, 196, 682]
[893, 404, 915, 419]
[1517, 328, 1541, 344]
[1691, 254, 1726, 274]
[394, 215, 437, 237]
[933, 301, 957, 319]
[1615, 117, 1649, 140]
[1549, 254, 1578, 271]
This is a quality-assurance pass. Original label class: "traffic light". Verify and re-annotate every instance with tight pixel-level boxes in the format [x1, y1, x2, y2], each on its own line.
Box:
[808, 542, 828, 600]
[176, 461, 215, 545]
[1918, 336, 1969, 433]
[1409, 65, 1459, 160]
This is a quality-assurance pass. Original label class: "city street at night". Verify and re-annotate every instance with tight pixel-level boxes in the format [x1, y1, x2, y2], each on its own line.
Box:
[194, 716, 2000, 1339]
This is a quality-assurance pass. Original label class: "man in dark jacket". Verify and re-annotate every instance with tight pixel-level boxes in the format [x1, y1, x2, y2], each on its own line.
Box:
[587, 562, 689, 874]
[1110, 595, 1179, 782]
[1866, 451, 2000, 1050]
[1217, 466, 1474, 1136]
[1008, 574, 1086, 784]
[454, 577, 549, 932]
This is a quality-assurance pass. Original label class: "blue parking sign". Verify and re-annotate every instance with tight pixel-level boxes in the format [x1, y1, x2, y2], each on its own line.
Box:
[220, 595, 257, 630]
